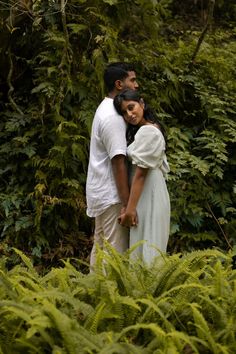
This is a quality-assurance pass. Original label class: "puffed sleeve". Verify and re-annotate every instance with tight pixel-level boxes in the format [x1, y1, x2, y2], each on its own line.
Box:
[130, 126, 167, 169]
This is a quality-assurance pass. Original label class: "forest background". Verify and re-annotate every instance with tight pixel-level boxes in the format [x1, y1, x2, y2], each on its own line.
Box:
[0, 0, 236, 268]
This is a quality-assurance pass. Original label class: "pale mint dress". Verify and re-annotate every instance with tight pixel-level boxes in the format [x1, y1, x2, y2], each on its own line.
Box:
[128, 125, 170, 263]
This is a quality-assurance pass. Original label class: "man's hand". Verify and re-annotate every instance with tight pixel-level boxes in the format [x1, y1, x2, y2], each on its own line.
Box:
[118, 210, 138, 227]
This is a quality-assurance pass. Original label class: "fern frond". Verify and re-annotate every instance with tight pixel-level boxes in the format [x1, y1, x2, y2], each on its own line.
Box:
[166, 331, 201, 354]
[190, 303, 218, 353]
[42, 300, 104, 353]
[13, 248, 38, 277]
[117, 323, 166, 342]
[99, 342, 149, 354]
[137, 298, 173, 331]
[0, 271, 18, 300]
[155, 249, 228, 296]
[84, 302, 106, 334]
[0, 301, 33, 322]
[10, 275, 42, 294]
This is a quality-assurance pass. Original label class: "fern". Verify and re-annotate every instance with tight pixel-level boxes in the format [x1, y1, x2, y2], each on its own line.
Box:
[1, 0, 236, 260]
[0, 247, 236, 351]
[99, 342, 148, 354]
[137, 298, 174, 332]
[190, 303, 219, 353]
[41, 300, 104, 353]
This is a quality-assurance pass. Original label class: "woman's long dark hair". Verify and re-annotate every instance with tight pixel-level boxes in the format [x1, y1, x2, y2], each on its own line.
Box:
[114, 89, 167, 145]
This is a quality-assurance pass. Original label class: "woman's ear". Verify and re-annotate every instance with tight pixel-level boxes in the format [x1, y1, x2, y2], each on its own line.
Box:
[140, 98, 145, 109]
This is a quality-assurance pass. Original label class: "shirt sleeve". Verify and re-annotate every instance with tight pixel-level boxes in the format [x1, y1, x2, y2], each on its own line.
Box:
[130, 126, 166, 168]
[100, 114, 127, 159]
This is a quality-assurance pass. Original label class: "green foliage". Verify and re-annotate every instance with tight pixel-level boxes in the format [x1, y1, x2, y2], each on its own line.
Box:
[0, 0, 235, 262]
[164, 31, 236, 251]
[0, 247, 236, 353]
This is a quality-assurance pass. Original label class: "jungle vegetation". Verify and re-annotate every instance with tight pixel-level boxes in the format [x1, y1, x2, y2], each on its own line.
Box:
[0, 246, 236, 352]
[0, 1, 236, 353]
[0, 0, 236, 266]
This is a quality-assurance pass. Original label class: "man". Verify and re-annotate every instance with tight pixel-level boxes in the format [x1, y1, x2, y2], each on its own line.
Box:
[86, 62, 139, 268]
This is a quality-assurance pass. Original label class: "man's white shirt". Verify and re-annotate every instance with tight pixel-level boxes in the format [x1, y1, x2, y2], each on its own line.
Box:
[86, 97, 127, 217]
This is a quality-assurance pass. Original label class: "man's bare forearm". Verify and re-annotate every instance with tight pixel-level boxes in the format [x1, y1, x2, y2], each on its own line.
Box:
[111, 155, 129, 208]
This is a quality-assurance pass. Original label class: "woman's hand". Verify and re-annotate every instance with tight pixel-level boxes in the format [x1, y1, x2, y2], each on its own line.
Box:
[118, 210, 138, 227]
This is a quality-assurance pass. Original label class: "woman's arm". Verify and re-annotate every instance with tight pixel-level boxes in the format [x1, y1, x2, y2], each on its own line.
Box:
[118, 166, 148, 227]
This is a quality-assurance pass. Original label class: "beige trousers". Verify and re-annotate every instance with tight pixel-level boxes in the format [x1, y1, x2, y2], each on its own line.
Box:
[90, 204, 129, 269]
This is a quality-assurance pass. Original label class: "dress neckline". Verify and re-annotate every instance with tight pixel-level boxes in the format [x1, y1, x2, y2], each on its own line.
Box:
[141, 123, 161, 131]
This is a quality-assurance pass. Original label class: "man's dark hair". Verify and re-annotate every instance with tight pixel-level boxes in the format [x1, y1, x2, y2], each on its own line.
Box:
[103, 62, 135, 93]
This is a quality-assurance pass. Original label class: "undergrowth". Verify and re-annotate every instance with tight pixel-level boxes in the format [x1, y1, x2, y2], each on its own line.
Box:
[0, 245, 235, 353]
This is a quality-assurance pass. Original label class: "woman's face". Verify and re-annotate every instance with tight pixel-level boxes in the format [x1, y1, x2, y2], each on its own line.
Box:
[120, 99, 145, 126]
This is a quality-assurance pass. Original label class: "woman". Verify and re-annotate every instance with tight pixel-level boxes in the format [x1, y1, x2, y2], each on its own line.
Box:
[113, 89, 170, 263]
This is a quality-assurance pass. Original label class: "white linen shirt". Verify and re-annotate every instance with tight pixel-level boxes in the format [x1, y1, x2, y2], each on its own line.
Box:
[86, 97, 127, 217]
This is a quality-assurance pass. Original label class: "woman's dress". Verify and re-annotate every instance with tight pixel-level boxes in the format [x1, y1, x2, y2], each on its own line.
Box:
[127, 125, 170, 263]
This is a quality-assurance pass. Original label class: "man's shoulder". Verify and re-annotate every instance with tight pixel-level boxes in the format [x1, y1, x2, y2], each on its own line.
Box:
[92, 97, 125, 134]
[96, 97, 117, 118]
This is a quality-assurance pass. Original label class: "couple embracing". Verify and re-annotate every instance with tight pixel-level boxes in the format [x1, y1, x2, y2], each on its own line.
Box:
[86, 62, 170, 268]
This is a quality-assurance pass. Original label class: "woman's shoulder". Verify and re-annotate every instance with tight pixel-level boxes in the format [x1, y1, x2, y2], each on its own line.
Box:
[134, 124, 166, 151]
[136, 124, 163, 138]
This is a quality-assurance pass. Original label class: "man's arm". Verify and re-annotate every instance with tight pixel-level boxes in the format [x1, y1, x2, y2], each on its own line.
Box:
[119, 166, 148, 227]
[111, 154, 129, 209]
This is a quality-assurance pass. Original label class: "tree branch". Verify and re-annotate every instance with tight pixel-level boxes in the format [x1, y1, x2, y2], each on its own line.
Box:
[56, 0, 72, 108]
[7, 51, 24, 115]
[206, 202, 232, 250]
[59, 0, 71, 69]
[190, 0, 215, 64]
